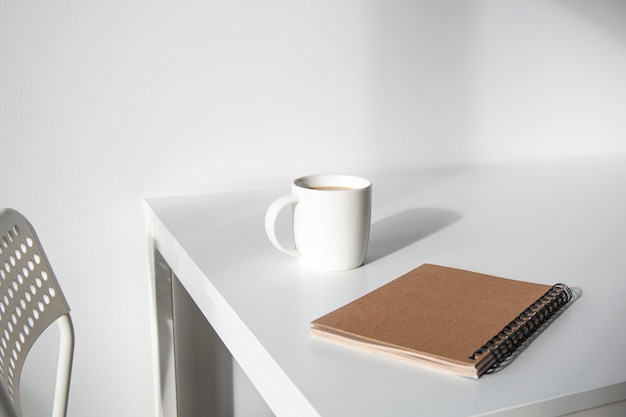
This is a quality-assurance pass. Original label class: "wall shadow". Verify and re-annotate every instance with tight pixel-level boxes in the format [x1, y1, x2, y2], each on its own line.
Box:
[557, 0, 626, 44]
[365, 208, 461, 263]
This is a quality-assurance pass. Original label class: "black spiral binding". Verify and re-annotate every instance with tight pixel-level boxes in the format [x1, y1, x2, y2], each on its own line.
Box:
[470, 283, 573, 370]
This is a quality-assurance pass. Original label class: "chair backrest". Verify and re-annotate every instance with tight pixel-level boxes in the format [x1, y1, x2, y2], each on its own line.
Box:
[0, 208, 72, 417]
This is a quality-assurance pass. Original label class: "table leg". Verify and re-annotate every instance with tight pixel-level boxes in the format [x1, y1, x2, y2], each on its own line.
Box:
[172, 271, 234, 416]
[151, 247, 274, 417]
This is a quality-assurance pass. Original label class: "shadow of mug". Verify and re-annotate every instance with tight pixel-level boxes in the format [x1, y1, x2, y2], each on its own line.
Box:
[365, 208, 462, 263]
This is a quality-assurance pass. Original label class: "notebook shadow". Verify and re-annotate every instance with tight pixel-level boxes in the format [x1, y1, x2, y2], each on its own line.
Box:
[365, 208, 462, 263]
[486, 286, 583, 375]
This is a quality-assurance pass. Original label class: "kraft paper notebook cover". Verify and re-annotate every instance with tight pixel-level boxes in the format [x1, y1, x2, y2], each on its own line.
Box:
[310, 264, 572, 378]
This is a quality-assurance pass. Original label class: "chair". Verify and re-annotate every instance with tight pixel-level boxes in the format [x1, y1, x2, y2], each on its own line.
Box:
[0, 209, 74, 417]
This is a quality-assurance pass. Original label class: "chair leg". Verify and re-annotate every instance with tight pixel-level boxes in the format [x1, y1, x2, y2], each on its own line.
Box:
[52, 315, 74, 417]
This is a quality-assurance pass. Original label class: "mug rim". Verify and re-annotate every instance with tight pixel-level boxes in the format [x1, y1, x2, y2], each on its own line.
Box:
[294, 174, 371, 191]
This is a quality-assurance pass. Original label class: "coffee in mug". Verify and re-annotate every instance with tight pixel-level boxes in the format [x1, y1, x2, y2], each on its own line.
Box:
[310, 186, 354, 191]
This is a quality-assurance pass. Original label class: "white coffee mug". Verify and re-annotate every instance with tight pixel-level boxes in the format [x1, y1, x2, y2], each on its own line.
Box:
[265, 174, 372, 271]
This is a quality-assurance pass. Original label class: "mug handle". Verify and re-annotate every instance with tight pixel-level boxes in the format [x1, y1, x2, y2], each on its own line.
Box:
[264, 194, 300, 258]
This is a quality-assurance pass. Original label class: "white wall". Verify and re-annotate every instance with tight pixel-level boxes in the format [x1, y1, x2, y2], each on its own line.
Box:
[1, 1, 625, 416]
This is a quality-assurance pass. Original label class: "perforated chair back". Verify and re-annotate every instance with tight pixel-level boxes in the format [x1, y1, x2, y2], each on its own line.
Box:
[0, 209, 74, 417]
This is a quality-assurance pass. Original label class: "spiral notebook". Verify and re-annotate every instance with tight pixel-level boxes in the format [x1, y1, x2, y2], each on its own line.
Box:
[310, 264, 572, 378]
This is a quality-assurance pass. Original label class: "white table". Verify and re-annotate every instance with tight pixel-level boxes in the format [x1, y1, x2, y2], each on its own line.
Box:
[144, 157, 626, 417]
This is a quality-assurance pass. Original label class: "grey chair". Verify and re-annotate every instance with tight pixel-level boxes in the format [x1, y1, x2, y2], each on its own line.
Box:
[0, 209, 74, 417]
